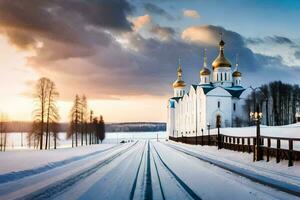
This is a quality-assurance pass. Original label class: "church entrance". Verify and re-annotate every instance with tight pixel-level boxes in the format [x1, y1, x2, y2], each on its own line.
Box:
[216, 115, 221, 128]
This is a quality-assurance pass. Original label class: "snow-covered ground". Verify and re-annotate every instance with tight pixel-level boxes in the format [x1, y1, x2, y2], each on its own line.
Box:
[2, 131, 167, 150]
[0, 140, 299, 200]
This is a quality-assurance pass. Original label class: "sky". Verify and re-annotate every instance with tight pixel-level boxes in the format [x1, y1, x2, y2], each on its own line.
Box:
[0, 0, 300, 122]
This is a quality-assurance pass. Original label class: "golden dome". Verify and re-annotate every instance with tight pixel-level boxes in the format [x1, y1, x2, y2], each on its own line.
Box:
[173, 58, 186, 88]
[200, 48, 211, 76]
[173, 79, 186, 88]
[232, 70, 242, 77]
[200, 68, 211, 76]
[212, 40, 231, 69]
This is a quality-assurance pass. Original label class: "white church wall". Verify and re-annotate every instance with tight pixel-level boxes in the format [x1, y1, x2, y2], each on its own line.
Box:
[206, 87, 232, 128]
[206, 95, 232, 128]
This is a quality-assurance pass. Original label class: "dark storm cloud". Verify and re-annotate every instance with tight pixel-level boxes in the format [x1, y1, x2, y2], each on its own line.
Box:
[144, 3, 174, 20]
[294, 51, 300, 59]
[0, 0, 132, 51]
[246, 35, 293, 45]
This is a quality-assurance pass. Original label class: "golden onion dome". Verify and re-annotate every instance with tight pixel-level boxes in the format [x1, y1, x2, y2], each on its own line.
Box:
[173, 79, 186, 88]
[173, 58, 186, 88]
[212, 40, 231, 69]
[232, 70, 242, 77]
[200, 68, 211, 76]
[200, 48, 211, 76]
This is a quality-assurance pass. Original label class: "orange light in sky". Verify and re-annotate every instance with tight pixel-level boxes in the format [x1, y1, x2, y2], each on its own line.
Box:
[0, 36, 168, 122]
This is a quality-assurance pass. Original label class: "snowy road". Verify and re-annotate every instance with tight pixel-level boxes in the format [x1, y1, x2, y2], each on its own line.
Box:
[0, 141, 299, 200]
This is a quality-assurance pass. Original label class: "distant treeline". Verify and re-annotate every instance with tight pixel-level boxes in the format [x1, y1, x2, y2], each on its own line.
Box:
[244, 81, 300, 126]
[4, 122, 166, 133]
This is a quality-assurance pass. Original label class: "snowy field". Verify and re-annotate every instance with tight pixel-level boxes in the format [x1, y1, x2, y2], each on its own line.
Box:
[2, 131, 167, 150]
[0, 140, 299, 200]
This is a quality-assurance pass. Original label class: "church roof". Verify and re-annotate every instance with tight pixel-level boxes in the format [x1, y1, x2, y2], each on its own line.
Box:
[170, 97, 182, 102]
[225, 86, 245, 98]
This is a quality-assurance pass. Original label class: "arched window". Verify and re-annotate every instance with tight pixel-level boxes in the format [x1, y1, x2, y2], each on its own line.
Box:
[220, 73, 223, 81]
[225, 73, 227, 81]
[217, 74, 219, 81]
[218, 101, 220, 108]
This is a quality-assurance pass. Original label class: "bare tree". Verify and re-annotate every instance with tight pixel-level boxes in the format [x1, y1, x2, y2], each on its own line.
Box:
[99, 115, 105, 143]
[80, 95, 88, 146]
[89, 110, 93, 145]
[45, 81, 59, 149]
[32, 78, 49, 150]
[69, 95, 81, 147]
[31, 77, 59, 150]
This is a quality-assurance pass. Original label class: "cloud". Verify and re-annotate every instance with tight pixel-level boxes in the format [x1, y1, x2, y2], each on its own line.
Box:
[0, 0, 132, 53]
[0, 0, 299, 100]
[246, 35, 300, 67]
[144, 3, 174, 20]
[130, 14, 151, 31]
[150, 24, 175, 41]
[294, 51, 300, 59]
[182, 25, 219, 45]
[183, 9, 200, 18]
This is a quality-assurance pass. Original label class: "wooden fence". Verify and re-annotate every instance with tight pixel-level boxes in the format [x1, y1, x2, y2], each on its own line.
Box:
[169, 134, 300, 167]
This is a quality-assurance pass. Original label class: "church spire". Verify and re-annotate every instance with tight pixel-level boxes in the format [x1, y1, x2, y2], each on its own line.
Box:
[212, 32, 231, 69]
[200, 48, 211, 81]
[235, 53, 239, 71]
[173, 57, 186, 89]
[203, 48, 207, 68]
[232, 53, 242, 79]
[177, 57, 182, 80]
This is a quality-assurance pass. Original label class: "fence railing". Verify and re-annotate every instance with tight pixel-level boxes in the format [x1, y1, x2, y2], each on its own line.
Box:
[169, 134, 300, 167]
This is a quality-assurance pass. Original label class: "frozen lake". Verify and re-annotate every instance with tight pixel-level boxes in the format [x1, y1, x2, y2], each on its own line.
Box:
[2, 131, 167, 150]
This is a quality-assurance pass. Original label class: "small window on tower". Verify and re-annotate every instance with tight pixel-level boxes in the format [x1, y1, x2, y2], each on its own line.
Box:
[218, 101, 220, 108]
[225, 73, 227, 80]
[233, 103, 236, 111]
[220, 73, 223, 81]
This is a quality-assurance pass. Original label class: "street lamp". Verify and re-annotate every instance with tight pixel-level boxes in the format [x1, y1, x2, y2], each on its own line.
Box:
[217, 121, 221, 149]
[250, 105, 263, 161]
[195, 130, 197, 145]
[207, 123, 210, 145]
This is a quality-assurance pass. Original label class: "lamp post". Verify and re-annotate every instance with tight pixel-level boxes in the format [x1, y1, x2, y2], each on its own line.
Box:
[207, 123, 210, 145]
[195, 130, 197, 145]
[201, 128, 204, 146]
[250, 104, 263, 161]
[217, 123, 221, 149]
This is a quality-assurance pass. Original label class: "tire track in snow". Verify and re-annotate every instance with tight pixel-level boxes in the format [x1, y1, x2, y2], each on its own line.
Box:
[165, 143, 300, 197]
[17, 142, 138, 200]
[129, 141, 146, 200]
[144, 141, 153, 200]
[150, 142, 165, 200]
[152, 143, 202, 200]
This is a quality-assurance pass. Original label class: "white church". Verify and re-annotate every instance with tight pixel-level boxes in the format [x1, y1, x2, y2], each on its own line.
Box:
[167, 37, 249, 138]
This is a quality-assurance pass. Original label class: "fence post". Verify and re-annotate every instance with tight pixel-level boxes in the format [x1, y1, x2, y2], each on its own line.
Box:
[276, 139, 280, 163]
[288, 139, 293, 167]
[267, 138, 271, 162]
[253, 138, 256, 162]
[233, 137, 236, 151]
[248, 138, 250, 153]
[242, 138, 245, 152]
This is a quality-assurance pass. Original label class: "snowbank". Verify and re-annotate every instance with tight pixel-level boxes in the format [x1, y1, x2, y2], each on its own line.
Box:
[210, 123, 300, 138]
